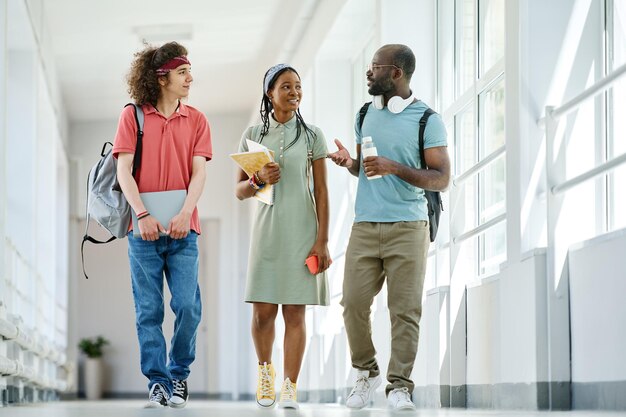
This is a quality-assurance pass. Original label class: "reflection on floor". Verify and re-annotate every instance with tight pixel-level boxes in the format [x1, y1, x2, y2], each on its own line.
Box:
[3, 401, 626, 417]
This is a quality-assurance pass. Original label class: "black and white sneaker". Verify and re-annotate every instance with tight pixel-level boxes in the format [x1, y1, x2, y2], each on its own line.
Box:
[169, 379, 188, 408]
[144, 383, 169, 408]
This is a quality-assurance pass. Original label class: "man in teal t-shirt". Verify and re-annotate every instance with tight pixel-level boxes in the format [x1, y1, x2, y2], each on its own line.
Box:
[329, 44, 450, 411]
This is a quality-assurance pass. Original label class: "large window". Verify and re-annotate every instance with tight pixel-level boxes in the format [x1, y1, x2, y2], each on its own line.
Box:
[440, 0, 505, 278]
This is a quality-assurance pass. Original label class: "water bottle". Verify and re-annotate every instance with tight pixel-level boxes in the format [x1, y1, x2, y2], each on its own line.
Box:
[361, 136, 382, 180]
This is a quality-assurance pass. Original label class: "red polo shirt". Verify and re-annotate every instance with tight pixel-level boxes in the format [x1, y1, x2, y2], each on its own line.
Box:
[113, 101, 212, 234]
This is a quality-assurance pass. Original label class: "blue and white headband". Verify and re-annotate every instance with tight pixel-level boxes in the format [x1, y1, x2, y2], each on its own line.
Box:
[264, 63, 294, 96]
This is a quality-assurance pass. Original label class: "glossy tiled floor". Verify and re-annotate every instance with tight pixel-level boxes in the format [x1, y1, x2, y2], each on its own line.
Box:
[2, 401, 625, 417]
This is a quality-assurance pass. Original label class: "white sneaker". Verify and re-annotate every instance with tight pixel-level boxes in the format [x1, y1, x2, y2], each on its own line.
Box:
[345, 370, 382, 409]
[387, 387, 416, 410]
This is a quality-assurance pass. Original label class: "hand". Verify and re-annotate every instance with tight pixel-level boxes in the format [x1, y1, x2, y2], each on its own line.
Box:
[327, 139, 353, 168]
[168, 211, 192, 239]
[362, 155, 397, 178]
[307, 241, 331, 274]
[258, 162, 281, 184]
[138, 215, 167, 241]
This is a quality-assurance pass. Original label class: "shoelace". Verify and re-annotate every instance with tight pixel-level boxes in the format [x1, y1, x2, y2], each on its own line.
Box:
[172, 380, 185, 397]
[150, 385, 166, 402]
[281, 381, 296, 401]
[258, 366, 273, 397]
[393, 387, 411, 402]
[350, 375, 371, 400]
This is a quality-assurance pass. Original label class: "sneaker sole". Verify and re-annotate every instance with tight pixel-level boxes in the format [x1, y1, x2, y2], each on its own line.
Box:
[168, 401, 187, 409]
[144, 402, 167, 409]
[278, 401, 299, 410]
[391, 404, 417, 411]
[256, 399, 276, 409]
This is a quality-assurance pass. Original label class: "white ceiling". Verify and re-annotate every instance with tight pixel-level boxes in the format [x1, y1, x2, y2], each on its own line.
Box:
[39, 0, 332, 122]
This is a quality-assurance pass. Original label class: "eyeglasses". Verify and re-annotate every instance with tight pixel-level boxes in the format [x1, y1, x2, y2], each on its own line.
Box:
[367, 63, 400, 72]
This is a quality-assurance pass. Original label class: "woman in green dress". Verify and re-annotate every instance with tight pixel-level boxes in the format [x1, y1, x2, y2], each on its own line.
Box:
[235, 64, 330, 409]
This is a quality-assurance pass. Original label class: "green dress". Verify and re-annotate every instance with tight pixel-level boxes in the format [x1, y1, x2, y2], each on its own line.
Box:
[238, 115, 329, 305]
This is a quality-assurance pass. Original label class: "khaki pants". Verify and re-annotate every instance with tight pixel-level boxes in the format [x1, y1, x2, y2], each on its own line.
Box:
[341, 221, 430, 394]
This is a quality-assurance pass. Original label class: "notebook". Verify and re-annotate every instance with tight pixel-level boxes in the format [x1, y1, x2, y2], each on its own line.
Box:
[229, 139, 275, 205]
[132, 189, 187, 236]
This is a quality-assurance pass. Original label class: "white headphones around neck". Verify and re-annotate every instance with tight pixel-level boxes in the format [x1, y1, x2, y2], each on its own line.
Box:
[372, 92, 416, 114]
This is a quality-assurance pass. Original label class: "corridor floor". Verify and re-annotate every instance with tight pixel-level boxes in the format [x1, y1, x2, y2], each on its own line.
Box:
[1, 401, 625, 417]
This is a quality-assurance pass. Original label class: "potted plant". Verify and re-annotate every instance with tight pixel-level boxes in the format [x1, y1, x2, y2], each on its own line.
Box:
[78, 336, 109, 400]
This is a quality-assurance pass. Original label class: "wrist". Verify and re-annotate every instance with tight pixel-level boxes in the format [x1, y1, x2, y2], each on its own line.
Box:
[180, 209, 193, 217]
[316, 236, 329, 244]
[248, 176, 265, 190]
[137, 212, 150, 221]
[254, 171, 266, 185]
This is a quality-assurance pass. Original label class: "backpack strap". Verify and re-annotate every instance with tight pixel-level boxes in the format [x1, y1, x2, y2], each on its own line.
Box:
[418, 108, 435, 169]
[124, 103, 144, 177]
[358, 102, 372, 131]
[81, 233, 116, 279]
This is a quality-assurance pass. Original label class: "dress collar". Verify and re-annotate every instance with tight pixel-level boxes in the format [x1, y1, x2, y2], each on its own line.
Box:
[269, 113, 297, 128]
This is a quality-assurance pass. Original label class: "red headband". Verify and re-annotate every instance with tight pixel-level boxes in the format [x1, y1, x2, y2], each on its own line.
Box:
[156, 56, 190, 76]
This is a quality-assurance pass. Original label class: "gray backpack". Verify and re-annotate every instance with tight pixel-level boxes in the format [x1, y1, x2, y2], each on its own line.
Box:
[81, 103, 144, 278]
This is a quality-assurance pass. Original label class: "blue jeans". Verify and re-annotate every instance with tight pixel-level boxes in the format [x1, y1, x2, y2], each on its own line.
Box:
[128, 232, 202, 396]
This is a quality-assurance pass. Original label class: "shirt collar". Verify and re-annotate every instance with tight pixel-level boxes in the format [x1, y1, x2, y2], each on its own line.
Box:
[269, 113, 297, 128]
[143, 100, 189, 117]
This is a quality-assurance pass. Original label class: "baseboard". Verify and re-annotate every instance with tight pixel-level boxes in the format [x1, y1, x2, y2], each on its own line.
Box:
[572, 381, 626, 410]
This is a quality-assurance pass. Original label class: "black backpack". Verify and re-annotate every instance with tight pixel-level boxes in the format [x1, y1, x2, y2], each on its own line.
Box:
[358, 102, 443, 242]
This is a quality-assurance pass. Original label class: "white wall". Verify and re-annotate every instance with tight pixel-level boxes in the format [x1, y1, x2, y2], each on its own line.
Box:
[569, 230, 626, 409]
[466, 251, 549, 409]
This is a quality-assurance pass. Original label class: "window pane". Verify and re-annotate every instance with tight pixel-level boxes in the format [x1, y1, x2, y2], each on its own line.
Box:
[439, 0, 455, 110]
[452, 237, 478, 283]
[613, 0, 626, 68]
[480, 78, 505, 157]
[480, 155, 506, 222]
[610, 166, 626, 231]
[458, 175, 478, 233]
[609, 1, 626, 230]
[458, 0, 475, 95]
[479, 0, 504, 74]
[564, 93, 598, 180]
[480, 220, 506, 276]
[455, 105, 476, 174]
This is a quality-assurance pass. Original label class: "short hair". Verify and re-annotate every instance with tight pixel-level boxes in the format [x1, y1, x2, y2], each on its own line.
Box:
[384, 44, 416, 81]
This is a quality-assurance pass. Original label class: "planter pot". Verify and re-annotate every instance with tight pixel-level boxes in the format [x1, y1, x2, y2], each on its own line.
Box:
[84, 357, 104, 400]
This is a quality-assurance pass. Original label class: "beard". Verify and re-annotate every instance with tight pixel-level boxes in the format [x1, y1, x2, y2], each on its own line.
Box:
[368, 76, 394, 96]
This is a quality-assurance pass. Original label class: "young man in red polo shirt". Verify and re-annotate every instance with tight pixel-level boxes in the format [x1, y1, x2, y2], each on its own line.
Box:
[113, 41, 212, 408]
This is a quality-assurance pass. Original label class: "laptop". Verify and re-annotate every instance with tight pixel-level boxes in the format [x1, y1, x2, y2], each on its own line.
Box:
[131, 189, 187, 236]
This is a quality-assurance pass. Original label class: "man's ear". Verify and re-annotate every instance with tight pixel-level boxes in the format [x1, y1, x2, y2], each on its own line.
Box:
[392, 67, 404, 81]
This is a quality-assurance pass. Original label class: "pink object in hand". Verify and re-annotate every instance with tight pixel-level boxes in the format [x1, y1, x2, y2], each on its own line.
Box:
[305, 255, 332, 275]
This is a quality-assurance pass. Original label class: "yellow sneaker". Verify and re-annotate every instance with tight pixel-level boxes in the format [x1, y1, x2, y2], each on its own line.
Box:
[278, 378, 299, 409]
[256, 362, 276, 408]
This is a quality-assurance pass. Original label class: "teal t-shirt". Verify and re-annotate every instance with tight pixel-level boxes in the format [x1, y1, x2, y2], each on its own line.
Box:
[354, 100, 448, 222]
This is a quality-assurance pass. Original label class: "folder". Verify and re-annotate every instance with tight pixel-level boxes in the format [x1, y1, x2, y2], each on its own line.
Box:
[132, 189, 187, 236]
[230, 139, 275, 205]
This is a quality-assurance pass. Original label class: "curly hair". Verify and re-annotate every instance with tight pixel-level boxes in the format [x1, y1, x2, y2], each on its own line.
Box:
[126, 41, 188, 105]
